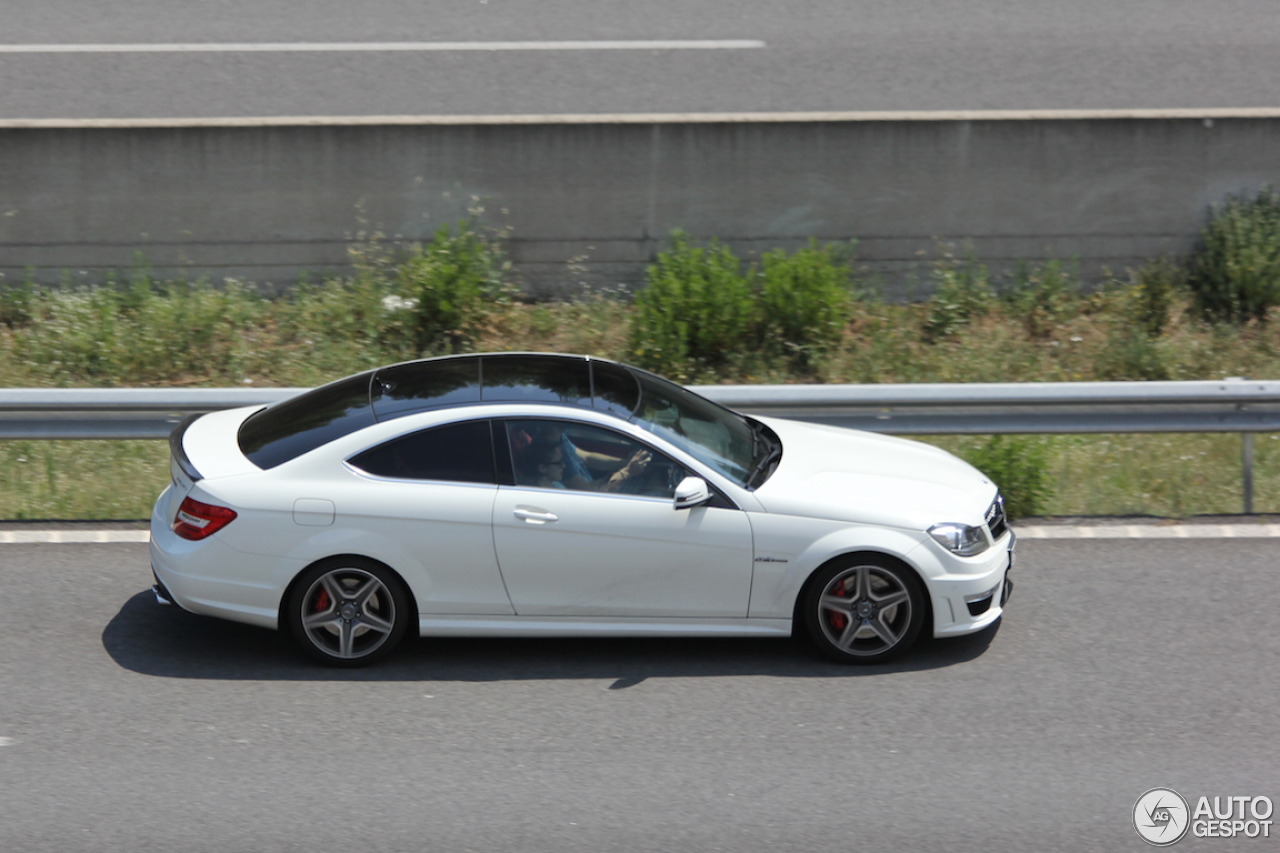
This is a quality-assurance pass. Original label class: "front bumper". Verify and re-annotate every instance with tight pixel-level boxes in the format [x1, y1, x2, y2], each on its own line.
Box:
[1001, 531, 1016, 606]
[918, 530, 1015, 638]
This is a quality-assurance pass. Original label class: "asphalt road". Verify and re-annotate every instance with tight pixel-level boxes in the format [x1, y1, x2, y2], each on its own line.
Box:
[0, 538, 1277, 851]
[1, 0, 1278, 118]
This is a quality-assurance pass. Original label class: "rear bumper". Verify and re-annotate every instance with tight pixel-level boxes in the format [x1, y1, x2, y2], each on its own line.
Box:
[149, 490, 283, 630]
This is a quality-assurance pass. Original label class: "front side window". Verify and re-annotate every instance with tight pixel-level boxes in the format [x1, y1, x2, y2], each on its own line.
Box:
[349, 420, 496, 484]
[505, 419, 688, 499]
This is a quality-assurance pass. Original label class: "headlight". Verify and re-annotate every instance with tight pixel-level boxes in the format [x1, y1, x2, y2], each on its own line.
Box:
[928, 522, 990, 557]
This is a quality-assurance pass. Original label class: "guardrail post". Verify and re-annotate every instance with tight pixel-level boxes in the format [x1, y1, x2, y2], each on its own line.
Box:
[1226, 378, 1255, 515]
[1242, 432, 1255, 515]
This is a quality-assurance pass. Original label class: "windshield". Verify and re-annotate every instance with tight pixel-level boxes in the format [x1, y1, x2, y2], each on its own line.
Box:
[628, 370, 776, 488]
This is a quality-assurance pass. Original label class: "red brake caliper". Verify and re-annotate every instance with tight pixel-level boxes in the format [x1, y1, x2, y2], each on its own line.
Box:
[829, 580, 847, 631]
[315, 589, 331, 612]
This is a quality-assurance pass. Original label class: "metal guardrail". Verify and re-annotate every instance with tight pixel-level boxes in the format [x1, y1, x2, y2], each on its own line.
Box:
[2, 379, 1277, 509]
[3, 379, 1279, 439]
[696, 379, 1280, 434]
[0, 388, 299, 440]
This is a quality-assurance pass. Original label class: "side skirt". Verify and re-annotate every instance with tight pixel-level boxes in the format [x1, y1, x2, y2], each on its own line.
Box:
[418, 615, 793, 638]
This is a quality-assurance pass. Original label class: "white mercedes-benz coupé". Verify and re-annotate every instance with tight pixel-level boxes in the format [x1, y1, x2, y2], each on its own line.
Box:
[150, 353, 1014, 666]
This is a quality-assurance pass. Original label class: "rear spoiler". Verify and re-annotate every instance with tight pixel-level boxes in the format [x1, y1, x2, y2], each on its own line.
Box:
[169, 413, 205, 481]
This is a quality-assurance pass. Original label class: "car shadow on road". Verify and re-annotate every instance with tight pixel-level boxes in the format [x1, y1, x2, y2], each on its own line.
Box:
[103, 590, 1001, 683]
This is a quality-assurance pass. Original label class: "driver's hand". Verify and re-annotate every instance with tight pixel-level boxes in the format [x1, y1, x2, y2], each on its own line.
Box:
[607, 449, 652, 489]
[623, 450, 652, 474]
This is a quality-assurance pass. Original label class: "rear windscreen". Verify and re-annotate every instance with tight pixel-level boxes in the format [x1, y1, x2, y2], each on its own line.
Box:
[370, 358, 481, 421]
[238, 373, 376, 469]
[482, 355, 592, 405]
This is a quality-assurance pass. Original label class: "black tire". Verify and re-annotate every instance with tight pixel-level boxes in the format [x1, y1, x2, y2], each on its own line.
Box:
[286, 557, 411, 667]
[802, 554, 926, 664]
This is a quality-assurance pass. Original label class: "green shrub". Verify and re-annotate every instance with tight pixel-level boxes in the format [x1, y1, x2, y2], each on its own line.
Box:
[1095, 326, 1171, 381]
[282, 273, 395, 361]
[962, 435, 1053, 520]
[757, 240, 852, 366]
[386, 220, 513, 356]
[628, 232, 758, 378]
[13, 286, 121, 379]
[922, 250, 994, 341]
[12, 278, 267, 384]
[1126, 257, 1181, 338]
[1188, 189, 1280, 324]
[124, 279, 265, 380]
[0, 276, 37, 329]
[1004, 258, 1081, 340]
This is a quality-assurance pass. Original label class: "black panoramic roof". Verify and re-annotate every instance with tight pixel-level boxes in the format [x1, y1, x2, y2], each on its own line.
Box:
[238, 354, 642, 470]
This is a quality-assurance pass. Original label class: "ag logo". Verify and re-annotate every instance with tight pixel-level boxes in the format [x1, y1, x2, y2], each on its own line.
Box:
[1134, 788, 1191, 846]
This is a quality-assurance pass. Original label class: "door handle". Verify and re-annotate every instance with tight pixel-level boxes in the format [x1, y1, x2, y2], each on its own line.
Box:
[513, 508, 559, 524]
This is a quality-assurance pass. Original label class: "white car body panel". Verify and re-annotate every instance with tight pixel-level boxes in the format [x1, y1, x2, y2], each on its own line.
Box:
[181, 406, 266, 479]
[743, 514, 931, 619]
[150, 359, 1014, 657]
[209, 471, 515, 616]
[492, 486, 753, 617]
[751, 417, 996, 529]
[742, 512, 1008, 633]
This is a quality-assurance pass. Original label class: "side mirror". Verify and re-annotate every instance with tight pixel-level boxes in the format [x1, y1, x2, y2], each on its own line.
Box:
[673, 476, 712, 510]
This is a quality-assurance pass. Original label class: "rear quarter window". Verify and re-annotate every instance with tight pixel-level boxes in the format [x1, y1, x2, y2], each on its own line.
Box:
[348, 420, 496, 484]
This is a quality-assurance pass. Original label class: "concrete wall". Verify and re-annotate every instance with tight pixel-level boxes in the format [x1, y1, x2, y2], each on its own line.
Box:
[2, 115, 1278, 298]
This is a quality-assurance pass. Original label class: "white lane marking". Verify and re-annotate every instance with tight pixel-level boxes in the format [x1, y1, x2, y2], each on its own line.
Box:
[0, 737, 14, 746]
[5, 108, 1280, 130]
[0, 40, 765, 54]
[0, 530, 149, 543]
[1015, 524, 1280, 539]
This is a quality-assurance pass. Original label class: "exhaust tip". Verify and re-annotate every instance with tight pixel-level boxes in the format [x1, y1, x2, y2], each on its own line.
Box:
[152, 582, 174, 606]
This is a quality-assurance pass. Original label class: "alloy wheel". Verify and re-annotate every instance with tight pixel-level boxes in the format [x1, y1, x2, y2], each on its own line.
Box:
[299, 568, 398, 661]
[816, 564, 915, 658]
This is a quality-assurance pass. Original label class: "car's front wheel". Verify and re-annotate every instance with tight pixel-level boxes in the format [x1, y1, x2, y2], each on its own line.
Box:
[286, 558, 411, 666]
[802, 555, 925, 664]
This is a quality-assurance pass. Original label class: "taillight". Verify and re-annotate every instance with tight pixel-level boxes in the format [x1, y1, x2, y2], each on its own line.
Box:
[173, 496, 238, 541]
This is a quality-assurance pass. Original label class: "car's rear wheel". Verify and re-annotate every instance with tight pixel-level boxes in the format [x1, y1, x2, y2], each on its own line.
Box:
[803, 555, 925, 664]
[286, 558, 410, 666]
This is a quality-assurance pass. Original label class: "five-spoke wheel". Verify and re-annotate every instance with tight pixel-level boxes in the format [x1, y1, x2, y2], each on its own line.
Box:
[803, 556, 925, 663]
[286, 558, 410, 666]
